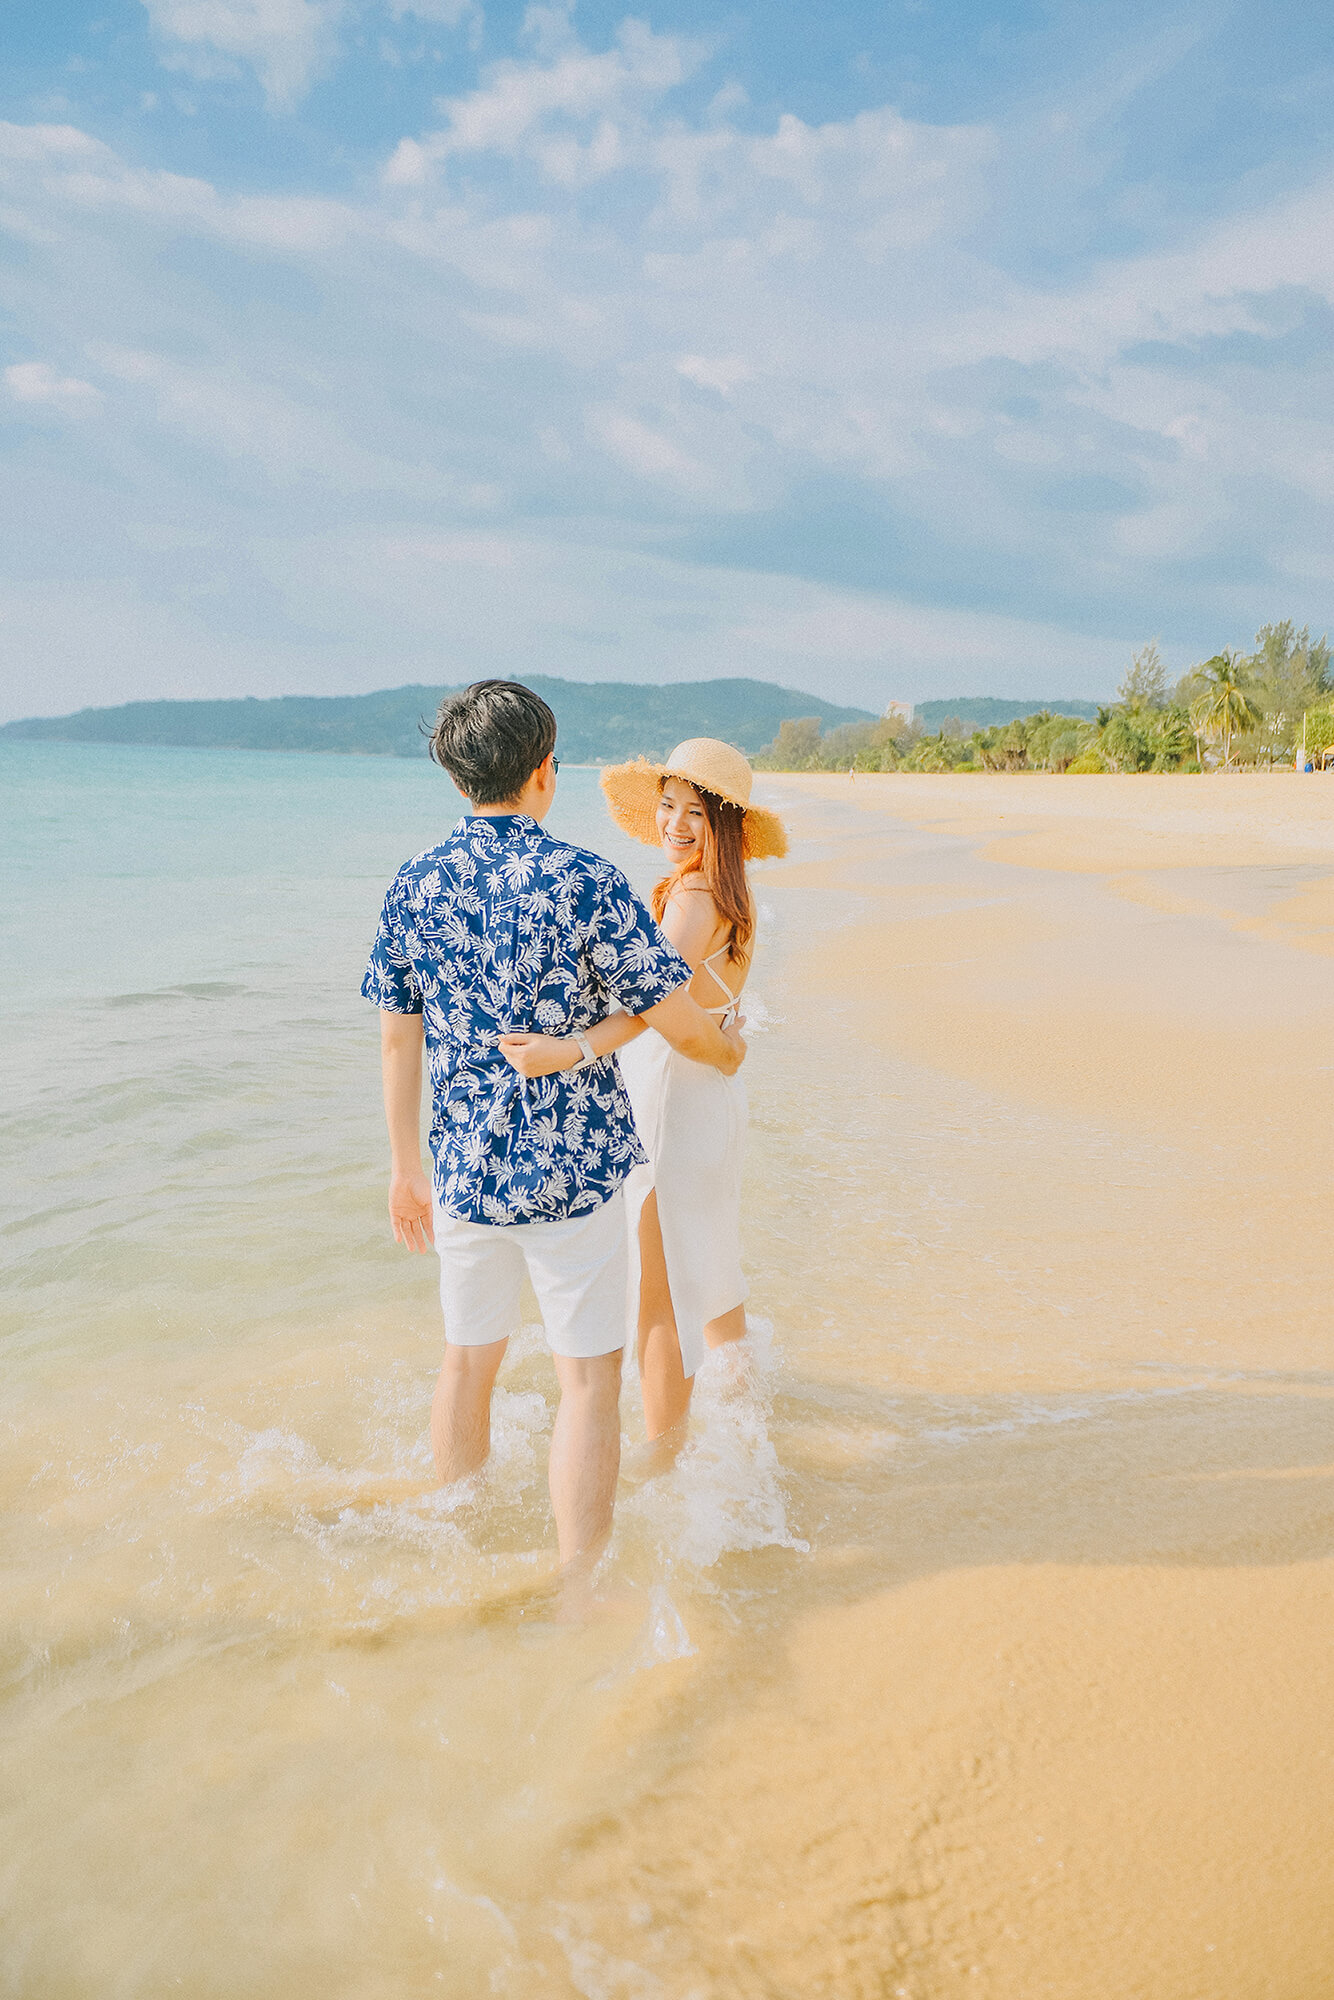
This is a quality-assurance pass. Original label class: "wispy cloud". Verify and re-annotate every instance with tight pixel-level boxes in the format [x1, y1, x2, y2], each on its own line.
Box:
[384, 13, 704, 185]
[5, 360, 101, 413]
[142, 0, 346, 109]
[140, 0, 485, 109]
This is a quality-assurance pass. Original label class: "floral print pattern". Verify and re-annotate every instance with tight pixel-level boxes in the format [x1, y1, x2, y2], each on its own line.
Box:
[362, 813, 690, 1223]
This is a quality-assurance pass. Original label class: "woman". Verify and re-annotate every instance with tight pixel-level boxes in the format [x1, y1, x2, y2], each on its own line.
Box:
[499, 738, 786, 1450]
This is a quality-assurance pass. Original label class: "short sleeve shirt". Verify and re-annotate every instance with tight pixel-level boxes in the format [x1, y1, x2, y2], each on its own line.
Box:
[361, 813, 691, 1224]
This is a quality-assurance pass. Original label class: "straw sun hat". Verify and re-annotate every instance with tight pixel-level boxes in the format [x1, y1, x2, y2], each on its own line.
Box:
[599, 737, 788, 861]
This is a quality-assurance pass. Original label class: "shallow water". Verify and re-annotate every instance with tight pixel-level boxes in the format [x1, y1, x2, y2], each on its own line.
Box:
[2, 745, 811, 1995]
[4, 746, 1332, 1997]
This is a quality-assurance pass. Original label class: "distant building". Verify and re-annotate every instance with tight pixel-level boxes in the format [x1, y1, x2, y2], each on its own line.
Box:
[883, 700, 914, 723]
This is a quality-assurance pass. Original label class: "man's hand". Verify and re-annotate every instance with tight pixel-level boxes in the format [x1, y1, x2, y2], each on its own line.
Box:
[388, 1166, 435, 1252]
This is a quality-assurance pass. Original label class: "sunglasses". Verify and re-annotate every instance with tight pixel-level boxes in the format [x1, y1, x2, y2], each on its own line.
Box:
[551, 755, 560, 774]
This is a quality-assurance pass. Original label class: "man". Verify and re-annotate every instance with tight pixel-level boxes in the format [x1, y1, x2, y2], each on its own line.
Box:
[362, 679, 744, 1575]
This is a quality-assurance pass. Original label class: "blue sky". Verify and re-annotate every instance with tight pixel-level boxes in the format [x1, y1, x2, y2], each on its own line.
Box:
[1, 0, 1331, 719]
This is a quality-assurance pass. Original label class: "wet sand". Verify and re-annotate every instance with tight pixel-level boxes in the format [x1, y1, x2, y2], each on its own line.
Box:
[555, 773, 1334, 1998]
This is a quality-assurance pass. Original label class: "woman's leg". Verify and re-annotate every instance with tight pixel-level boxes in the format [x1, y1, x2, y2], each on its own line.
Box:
[704, 1303, 747, 1348]
[637, 1189, 694, 1441]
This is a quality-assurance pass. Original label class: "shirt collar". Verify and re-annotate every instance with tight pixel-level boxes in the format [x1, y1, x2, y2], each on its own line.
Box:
[456, 812, 540, 839]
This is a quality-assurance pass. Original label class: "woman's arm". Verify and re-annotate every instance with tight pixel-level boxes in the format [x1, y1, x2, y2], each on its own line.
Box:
[500, 997, 745, 1080]
[499, 1008, 646, 1079]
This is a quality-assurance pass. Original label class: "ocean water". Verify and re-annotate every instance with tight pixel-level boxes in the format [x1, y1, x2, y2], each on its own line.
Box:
[6, 743, 1327, 1998]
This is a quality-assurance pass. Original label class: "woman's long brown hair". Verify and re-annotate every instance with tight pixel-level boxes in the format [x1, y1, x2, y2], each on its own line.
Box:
[649, 778, 755, 963]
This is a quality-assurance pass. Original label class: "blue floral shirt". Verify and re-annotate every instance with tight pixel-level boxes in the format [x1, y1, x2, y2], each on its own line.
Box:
[362, 813, 690, 1224]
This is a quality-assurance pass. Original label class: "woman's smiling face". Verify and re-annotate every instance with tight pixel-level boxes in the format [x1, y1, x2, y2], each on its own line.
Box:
[656, 777, 707, 863]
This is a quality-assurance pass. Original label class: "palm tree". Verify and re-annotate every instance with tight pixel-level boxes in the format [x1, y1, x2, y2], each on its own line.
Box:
[1188, 653, 1262, 769]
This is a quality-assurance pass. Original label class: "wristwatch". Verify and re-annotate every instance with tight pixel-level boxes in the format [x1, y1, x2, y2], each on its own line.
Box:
[571, 1033, 597, 1068]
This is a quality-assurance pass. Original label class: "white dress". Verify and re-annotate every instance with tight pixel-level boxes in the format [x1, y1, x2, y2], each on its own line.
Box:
[618, 946, 748, 1379]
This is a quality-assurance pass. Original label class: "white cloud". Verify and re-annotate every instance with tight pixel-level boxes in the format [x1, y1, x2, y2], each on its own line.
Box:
[385, 0, 476, 21]
[0, 120, 362, 249]
[382, 0, 483, 57]
[383, 15, 703, 184]
[140, 0, 344, 109]
[139, 0, 486, 109]
[948, 173, 1334, 377]
[88, 342, 473, 497]
[676, 355, 753, 396]
[588, 407, 717, 493]
[4, 361, 100, 412]
[0, 121, 109, 163]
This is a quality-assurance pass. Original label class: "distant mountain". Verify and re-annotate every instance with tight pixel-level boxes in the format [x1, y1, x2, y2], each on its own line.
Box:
[915, 696, 1104, 730]
[1, 676, 876, 763]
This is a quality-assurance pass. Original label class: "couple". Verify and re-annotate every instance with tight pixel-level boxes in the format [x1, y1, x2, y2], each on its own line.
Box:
[362, 679, 787, 1576]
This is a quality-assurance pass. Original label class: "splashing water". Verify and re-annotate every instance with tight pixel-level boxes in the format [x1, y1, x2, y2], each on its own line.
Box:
[620, 1319, 807, 1575]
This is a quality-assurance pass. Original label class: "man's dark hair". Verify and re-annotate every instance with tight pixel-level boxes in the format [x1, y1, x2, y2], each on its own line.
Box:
[428, 680, 557, 804]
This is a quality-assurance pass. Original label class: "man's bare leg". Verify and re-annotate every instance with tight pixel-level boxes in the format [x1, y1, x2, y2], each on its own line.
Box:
[549, 1349, 623, 1569]
[431, 1337, 508, 1484]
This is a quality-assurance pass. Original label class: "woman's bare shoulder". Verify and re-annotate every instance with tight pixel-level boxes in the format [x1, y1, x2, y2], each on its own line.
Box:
[664, 879, 719, 918]
[661, 880, 727, 963]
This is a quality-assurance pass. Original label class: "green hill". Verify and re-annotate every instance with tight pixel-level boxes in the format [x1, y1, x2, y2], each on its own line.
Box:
[915, 696, 1103, 731]
[0, 676, 876, 763]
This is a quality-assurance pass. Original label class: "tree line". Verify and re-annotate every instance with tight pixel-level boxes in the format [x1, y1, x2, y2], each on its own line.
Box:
[754, 622, 1333, 774]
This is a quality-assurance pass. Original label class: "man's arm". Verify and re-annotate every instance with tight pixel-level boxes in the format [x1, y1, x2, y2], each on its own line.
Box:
[380, 1010, 434, 1252]
[640, 983, 745, 1074]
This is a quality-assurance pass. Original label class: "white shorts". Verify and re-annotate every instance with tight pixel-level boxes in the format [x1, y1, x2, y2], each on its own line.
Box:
[433, 1190, 628, 1359]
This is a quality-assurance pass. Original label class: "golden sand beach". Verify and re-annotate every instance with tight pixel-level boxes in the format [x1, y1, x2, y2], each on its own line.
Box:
[5, 763, 1333, 1998]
